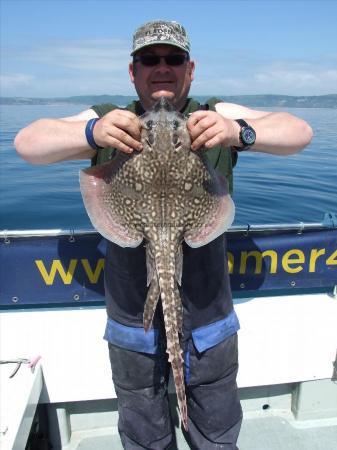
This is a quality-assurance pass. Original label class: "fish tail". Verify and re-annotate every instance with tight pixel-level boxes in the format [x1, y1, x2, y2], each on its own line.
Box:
[171, 352, 188, 430]
[155, 246, 188, 430]
[143, 274, 160, 332]
[174, 284, 183, 333]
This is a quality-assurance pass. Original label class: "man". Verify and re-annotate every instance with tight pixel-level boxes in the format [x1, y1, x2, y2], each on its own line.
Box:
[15, 20, 313, 450]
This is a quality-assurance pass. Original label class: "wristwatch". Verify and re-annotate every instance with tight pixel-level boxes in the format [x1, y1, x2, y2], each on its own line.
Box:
[233, 119, 256, 151]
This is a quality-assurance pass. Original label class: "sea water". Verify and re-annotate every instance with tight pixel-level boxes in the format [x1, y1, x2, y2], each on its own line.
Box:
[0, 104, 336, 230]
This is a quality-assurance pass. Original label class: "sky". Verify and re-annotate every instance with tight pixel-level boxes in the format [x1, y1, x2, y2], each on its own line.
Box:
[1, 0, 337, 98]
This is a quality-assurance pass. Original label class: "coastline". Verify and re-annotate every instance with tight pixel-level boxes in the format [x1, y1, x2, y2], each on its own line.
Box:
[1, 94, 337, 108]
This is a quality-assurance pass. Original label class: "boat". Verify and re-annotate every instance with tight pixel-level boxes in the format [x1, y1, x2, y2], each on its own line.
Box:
[1, 213, 337, 449]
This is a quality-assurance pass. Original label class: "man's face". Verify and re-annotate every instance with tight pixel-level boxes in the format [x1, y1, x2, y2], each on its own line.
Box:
[129, 44, 195, 111]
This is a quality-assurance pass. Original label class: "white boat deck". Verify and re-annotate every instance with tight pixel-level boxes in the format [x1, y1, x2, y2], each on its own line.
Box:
[64, 413, 337, 450]
[0, 360, 42, 450]
[48, 380, 337, 450]
[1, 292, 337, 449]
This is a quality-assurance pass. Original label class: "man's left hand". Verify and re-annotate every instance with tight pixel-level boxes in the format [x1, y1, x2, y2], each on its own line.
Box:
[187, 110, 239, 151]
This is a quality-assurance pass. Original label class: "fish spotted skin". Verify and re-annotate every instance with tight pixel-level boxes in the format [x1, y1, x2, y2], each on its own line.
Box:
[79, 97, 235, 430]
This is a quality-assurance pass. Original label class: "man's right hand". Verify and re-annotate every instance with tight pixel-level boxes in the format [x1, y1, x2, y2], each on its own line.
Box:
[93, 110, 143, 154]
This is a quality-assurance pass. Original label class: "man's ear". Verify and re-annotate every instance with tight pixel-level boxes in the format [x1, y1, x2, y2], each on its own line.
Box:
[189, 60, 195, 82]
[129, 62, 135, 83]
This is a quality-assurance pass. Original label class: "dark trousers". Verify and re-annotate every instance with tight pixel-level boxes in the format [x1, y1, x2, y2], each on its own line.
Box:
[108, 333, 242, 450]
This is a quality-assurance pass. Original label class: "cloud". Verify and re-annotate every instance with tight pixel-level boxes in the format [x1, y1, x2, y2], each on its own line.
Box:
[0, 73, 35, 90]
[22, 38, 130, 72]
[1, 73, 135, 98]
[1, 38, 134, 96]
[192, 54, 337, 95]
[2, 39, 337, 96]
[253, 60, 337, 94]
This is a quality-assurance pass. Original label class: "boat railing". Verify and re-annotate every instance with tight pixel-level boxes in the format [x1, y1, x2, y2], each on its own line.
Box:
[1, 214, 337, 238]
[1, 213, 336, 308]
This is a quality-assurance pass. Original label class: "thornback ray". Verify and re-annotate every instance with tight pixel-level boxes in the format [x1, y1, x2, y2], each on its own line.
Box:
[79, 96, 235, 430]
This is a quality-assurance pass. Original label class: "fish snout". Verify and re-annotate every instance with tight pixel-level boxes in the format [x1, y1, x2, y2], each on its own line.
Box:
[153, 96, 175, 113]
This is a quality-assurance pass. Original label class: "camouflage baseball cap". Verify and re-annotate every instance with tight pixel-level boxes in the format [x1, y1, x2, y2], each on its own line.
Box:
[131, 20, 190, 55]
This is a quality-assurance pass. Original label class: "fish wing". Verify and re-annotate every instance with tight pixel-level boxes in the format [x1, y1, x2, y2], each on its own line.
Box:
[79, 154, 143, 248]
[182, 152, 235, 247]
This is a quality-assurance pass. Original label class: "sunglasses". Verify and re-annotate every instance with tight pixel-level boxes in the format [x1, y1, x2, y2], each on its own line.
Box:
[133, 53, 189, 67]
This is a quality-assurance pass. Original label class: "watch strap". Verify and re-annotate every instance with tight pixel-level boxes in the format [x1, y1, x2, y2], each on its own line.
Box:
[235, 119, 249, 128]
[232, 119, 255, 152]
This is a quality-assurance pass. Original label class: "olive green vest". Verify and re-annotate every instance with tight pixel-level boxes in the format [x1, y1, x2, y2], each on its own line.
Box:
[91, 97, 237, 193]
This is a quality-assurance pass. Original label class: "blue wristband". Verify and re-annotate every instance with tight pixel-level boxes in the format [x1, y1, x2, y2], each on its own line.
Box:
[85, 118, 103, 151]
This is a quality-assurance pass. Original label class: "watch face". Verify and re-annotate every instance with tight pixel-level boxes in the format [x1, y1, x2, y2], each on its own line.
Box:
[242, 127, 256, 145]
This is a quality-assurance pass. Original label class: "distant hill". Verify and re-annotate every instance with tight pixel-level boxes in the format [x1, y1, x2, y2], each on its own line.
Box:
[0, 95, 136, 106]
[1, 94, 337, 108]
